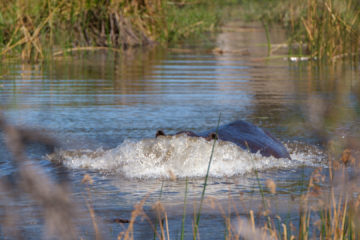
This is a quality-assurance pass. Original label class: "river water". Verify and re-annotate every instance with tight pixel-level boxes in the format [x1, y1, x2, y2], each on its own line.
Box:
[0, 21, 360, 239]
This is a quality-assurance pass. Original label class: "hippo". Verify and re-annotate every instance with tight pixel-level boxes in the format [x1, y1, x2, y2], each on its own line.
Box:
[156, 120, 291, 159]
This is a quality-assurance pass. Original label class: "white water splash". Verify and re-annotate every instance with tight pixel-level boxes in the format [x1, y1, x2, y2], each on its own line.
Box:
[48, 135, 325, 179]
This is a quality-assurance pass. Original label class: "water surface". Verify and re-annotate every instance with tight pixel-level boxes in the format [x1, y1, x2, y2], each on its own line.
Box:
[1, 21, 360, 239]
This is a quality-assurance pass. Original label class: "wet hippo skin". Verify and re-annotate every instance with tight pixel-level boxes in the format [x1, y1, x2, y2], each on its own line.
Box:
[156, 120, 291, 159]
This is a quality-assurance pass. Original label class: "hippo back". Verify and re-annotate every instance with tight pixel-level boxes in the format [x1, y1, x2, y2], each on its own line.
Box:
[198, 120, 290, 159]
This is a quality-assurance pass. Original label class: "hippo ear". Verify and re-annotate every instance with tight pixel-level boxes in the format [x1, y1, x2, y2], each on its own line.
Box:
[156, 130, 166, 138]
[205, 132, 218, 141]
[210, 132, 218, 140]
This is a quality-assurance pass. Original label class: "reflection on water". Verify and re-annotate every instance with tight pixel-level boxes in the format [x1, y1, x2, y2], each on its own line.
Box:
[0, 21, 360, 239]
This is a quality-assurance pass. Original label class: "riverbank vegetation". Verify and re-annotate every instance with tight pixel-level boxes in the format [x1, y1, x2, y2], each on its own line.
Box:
[0, 0, 230, 60]
[240, 0, 360, 60]
[3, 0, 358, 61]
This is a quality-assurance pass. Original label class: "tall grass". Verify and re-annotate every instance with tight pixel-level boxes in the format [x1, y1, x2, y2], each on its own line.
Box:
[0, 0, 228, 60]
[241, 0, 360, 60]
[0, 0, 162, 60]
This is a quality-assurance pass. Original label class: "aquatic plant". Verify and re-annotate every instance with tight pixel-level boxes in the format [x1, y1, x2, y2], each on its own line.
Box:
[180, 177, 188, 240]
[193, 114, 221, 239]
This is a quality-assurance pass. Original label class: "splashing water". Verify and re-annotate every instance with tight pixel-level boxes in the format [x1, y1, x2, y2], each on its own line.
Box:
[48, 135, 326, 179]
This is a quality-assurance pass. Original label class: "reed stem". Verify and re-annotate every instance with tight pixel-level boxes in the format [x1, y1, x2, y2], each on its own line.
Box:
[194, 113, 221, 239]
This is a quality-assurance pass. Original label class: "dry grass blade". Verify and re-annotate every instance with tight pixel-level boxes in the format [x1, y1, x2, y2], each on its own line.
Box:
[235, 217, 274, 240]
[1, 3, 60, 59]
[82, 174, 102, 240]
[53, 46, 123, 57]
[119, 196, 150, 240]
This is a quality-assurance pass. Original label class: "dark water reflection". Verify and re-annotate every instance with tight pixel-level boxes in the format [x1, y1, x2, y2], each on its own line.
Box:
[1, 22, 360, 239]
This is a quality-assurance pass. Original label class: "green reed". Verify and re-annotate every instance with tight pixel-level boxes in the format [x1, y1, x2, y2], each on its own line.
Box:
[241, 0, 360, 60]
[153, 181, 165, 240]
[180, 177, 188, 240]
[193, 113, 221, 240]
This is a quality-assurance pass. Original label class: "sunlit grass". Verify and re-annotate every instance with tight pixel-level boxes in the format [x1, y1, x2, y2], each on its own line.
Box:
[0, 0, 230, 60]
[240, 0, 360, 61]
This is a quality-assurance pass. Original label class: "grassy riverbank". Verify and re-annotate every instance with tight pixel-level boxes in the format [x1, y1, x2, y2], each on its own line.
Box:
[0, 0, 232, 60]
[240, 0, 360, 60]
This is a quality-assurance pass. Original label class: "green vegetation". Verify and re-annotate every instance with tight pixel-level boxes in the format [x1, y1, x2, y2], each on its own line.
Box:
[0, 0, 230, 60]
[2, 0, 360, 61]
[241, 0, 360, 60]
[165, 1, 223, 43]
